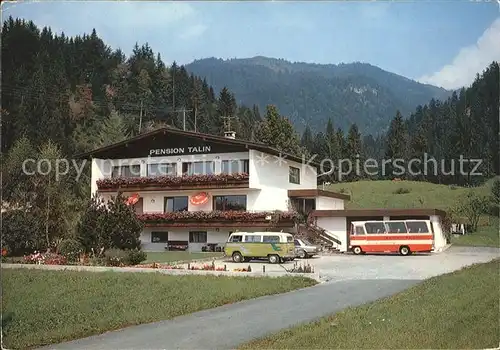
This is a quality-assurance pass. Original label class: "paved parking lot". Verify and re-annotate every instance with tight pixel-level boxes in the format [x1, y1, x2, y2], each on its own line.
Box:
[217, 246, 500, 282]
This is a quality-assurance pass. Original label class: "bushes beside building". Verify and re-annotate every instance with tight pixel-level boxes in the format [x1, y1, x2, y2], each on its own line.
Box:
[76, 192, 144, 253]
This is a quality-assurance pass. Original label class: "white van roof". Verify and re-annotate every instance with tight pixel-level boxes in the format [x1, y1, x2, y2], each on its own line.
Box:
[229, 231, 293, 236]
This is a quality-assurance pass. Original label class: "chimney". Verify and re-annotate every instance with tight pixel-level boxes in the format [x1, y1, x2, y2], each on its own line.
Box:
[224, 131, 236, 139]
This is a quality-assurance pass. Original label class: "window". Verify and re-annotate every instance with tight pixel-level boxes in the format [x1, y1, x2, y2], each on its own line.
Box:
[164, 196, 188, 212]
[151, 231, 168, 243]
[287, 236, 294, 242]
[354, 226, 365, 235]
[263, 235, 280, 243]
[189, 231, 207, 243]
[229, 235, 243, 242]
[406, 221, 430, 234]
[385, 221, 408, 234]
[221, 159, 249, 174]
[293, 239, 301, 246]
[213, 195, 247, 211]
[289, 166, 300, 184]
[365, 222, 386, 234]
[148, 163, 177, 177]
[182, 161, 214, 175]
[245, 235, 262, 242]
[112, 165, 141, 178]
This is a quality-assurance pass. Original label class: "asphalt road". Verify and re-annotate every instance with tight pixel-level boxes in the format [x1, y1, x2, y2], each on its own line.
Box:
[39, 278, 420, 350]
[38, 246, 499, 350]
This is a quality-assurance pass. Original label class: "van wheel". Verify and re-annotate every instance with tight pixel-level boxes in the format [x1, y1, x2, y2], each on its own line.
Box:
[232, 252, 243, 263]
[352, 246, 363, 255]
[298, 249, 307, 259]
[268, 254, 280, 264]
[399, 246, 411, 256]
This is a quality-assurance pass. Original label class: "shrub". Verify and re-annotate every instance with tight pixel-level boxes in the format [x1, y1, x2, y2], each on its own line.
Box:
[127, 249, 147, 265]
[77, 193, 143, 252]
[104, 248, 129, 267]
[454, 192, 490, 232]
[394, 187, 411, 194]
[58, 239, 84, 263]
[2, 210, 44, 256]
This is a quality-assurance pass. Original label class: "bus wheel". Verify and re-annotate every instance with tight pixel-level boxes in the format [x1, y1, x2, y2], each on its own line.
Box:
[268, 254, 280, 264]
[352, 246, 363, 255]
[232, 252, 243, 263]
[399, 246, 411, 256]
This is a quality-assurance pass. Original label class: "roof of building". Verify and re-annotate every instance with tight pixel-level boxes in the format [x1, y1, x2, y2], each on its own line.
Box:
[311, 208, 447, 218]
[288, 189, 351, 201]
[75, 127, 320, 168]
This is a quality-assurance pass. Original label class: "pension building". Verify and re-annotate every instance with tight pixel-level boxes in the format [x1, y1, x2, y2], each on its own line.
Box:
[79, 128, 448, 254]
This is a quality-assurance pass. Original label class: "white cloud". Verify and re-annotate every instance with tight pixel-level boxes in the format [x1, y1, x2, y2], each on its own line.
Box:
[418, 17, 500, 90]
[178, 23, 207, 40]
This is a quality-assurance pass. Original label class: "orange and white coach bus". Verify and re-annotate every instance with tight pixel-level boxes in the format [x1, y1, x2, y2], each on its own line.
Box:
[349, 220, 434, 256]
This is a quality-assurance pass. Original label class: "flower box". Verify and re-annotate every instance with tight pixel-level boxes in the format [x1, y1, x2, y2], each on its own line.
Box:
[97, 173, 250, 190]
[137, 210, 299, 225]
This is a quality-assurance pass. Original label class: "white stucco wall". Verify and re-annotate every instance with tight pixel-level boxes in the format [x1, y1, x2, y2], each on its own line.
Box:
[316, 217, 347, 252]
[315, 196, 345, 210]
[430, 215, 447, 251]
[140, 226, 292, 252]
[247, 149, 318, 211]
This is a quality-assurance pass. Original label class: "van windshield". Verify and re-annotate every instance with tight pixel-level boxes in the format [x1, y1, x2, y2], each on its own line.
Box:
[287, 236, 293, 242]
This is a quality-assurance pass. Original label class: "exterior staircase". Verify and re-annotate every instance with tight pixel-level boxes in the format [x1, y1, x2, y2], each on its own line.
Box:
[297, 223, 342, 253]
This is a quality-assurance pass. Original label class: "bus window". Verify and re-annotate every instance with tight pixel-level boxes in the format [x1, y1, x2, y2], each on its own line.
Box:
[385, 221, 408, 234]
[355, 226, 365, 235]
[406, 221, 429, 233]
[245, 235, 262, 242]
[365, 222, 386, 234]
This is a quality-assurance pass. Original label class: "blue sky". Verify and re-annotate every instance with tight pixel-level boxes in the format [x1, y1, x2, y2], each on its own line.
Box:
[2, 1, 499, 89]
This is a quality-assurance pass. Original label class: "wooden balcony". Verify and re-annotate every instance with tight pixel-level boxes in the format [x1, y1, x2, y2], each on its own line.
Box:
[97, 173, 249, 192]
[137, 210, 298, 228]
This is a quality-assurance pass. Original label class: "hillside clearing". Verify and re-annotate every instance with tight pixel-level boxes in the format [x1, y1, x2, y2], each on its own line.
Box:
[326, 179, 492, 210]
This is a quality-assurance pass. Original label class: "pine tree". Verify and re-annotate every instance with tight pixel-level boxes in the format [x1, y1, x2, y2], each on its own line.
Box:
[385, 110, 409, 179]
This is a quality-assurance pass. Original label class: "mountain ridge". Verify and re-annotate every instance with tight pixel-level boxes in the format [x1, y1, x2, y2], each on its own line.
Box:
[186, 56, 452, 135]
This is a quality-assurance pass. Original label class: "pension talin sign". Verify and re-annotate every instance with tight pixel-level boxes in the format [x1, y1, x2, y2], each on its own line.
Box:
[149, 146, 212, 156]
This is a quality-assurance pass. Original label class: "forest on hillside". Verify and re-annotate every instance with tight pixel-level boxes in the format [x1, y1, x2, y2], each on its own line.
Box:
[2, 17, 498, 187]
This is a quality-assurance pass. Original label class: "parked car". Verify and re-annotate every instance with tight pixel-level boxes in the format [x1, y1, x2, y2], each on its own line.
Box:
[294, 238, 319, 258]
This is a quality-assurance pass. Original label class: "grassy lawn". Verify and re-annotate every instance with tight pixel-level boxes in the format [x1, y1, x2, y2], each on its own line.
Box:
[144, 251, 223, 263]
[451, 216, 499, 248]
[326, 179, 493, 210]
[1, 269, 316, 349]
[240, 259, 500, 349]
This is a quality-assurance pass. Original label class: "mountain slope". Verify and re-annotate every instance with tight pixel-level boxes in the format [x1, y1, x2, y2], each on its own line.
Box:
[186, 57, 451, 135]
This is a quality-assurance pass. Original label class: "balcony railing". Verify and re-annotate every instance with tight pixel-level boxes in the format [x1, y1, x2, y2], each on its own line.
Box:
[97, 173, 249, 191]
[137, 210, 299, 228]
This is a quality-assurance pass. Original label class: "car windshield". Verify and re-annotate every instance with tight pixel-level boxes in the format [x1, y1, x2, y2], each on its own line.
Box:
[301, 239, 314, 246]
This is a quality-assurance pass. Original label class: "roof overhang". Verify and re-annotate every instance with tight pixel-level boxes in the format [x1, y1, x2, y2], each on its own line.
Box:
[75, 127, 321, 169]
[288, 189, 350, 201]
[310, 208, 447, 218]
